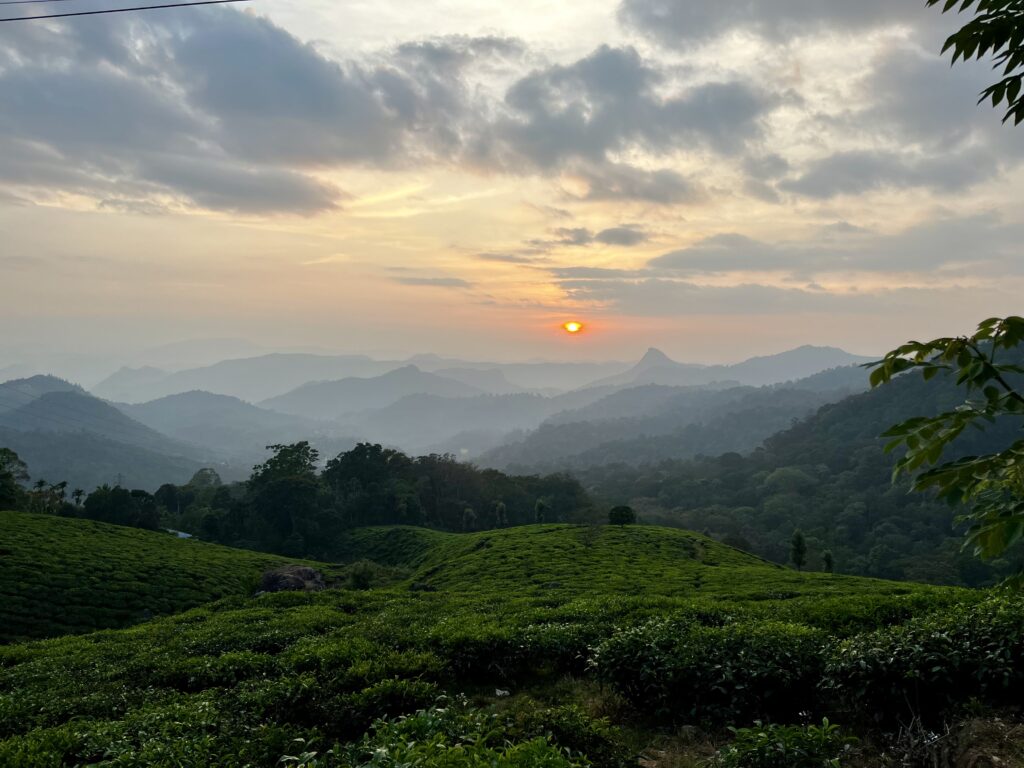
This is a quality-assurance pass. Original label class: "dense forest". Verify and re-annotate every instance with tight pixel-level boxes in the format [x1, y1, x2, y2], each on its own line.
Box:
[2, 442, 592, 560]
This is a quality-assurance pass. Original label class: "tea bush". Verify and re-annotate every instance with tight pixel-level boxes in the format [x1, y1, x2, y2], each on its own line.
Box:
[592, 618, 825, 725]
[825, 596, 1024, 725]
[282, 701, 593, 768]
[709, 719, 854, 768]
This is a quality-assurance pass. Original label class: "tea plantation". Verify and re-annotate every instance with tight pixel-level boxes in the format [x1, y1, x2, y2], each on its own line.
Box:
[335, 524, 948, 602]
[2, 516, 1022, 766]
[0, 510, 347, 642]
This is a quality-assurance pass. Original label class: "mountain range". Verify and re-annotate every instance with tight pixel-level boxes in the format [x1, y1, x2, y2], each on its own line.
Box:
[0, 344, 877, 492]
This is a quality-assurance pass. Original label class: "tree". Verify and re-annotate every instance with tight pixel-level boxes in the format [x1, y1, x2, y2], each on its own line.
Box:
[534, 499, 549, 524]
[608, 505, 637, 527]
[251, 443, 319, 486]
[493, 499, 509, 528]
[72, 488, 85, 507]
[0, 448, 29, 510]
[188, 468, 223, 489]
[927, 0, 1024, 125]
[82, 486, 161, 530]
[462, 507, 477, 532]
[823, 550, 835, 574]
[791, 529, 807, 571]
[869, 317, 1024, 571]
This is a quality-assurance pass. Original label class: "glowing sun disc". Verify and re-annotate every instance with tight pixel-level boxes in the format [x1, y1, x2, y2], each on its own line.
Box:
[563, 321, 584, 334]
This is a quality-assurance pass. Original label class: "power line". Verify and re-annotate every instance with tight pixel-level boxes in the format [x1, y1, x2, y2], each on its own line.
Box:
[0, 0, 249, 22]
[0, 0, 82, 7]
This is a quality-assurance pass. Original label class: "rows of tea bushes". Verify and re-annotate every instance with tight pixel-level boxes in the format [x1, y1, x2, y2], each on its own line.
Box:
[592, 595, 1024, 729]
[0, 577, 1010, 766]
[0, 510, 348, 642]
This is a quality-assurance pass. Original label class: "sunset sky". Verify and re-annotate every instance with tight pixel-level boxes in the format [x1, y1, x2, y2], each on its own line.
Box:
[2, 0, 1023, 370]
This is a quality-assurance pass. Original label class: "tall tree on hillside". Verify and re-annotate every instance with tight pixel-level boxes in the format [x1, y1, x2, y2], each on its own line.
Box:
[0, 448, 29, 510]
[248, 442, 323, 551]
[823, 550, 835, 574]
[791, 529, 808, 572]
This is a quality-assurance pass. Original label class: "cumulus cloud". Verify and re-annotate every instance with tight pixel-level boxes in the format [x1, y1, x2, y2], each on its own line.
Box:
[0, 11, 779, 211]
[476, 45, 774, 171]
[0, 11, 526, 213]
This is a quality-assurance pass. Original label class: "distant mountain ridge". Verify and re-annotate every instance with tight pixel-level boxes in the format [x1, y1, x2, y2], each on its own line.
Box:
[260, 366, 485, 420]
[0, 375, 220, 490]
[93, 353, 393, 404]
[585, 345, 875, 390]
[119, 391, 336, 465]
[0, 375, 84, 406]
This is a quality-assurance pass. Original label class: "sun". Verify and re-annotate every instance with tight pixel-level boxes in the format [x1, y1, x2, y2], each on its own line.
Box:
[562, 321, 584, 335]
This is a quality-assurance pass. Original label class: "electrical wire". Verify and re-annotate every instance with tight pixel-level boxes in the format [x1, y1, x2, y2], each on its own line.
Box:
[0, 0, 82, 7]
[0, 0, 249, 22]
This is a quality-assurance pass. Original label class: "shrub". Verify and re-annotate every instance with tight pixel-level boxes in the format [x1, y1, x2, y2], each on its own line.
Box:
[710, 719, 854, 768]
[510, 703, 633, 768]
[592, 618, 825, 725]
[283, 700, 591, 767]
[824, 596, 1024, 725]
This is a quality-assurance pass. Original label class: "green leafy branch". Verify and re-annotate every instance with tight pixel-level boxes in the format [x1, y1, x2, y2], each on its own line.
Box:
[927, 0, 1024, 124]
[868, 317, 1024, 564]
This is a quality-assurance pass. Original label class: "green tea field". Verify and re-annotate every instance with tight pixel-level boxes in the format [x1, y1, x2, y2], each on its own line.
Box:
[0, 510, 348, 642]
[3, 516, 1021, 766]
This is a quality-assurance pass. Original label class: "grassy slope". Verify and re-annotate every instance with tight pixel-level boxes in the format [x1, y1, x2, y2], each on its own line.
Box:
[0, 521, 979, 766]
[0, 510, 344, 643]
[336, 524, 937, 601]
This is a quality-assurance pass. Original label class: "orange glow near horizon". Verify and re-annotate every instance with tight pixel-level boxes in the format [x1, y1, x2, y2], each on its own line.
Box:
[563, 321, 584, 335]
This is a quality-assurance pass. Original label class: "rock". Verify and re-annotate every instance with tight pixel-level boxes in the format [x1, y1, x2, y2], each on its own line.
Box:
[259, 565, 326, 593]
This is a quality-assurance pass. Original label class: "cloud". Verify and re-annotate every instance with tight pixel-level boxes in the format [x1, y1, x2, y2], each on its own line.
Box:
[475, 45, 775, 173]
[650, 234, 795, 272]
[644, 214, 1024, 278]
[568, 163, 701, 204]
[549, 266, 648, 279]
[0, 11, 522, 214]
[393, 276, 474, 288]
[558, 277, 880, 316]
[475, 252, 545, 264]
[778, 148, 999, 199]
[617, 0, 951, 46]
[595, 226, 649, 246]
[0, 12, 775, 212]
[526, 224, 650, 251]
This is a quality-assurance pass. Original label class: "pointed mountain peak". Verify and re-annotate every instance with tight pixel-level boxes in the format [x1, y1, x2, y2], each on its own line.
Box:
[636, 348, 675, 369]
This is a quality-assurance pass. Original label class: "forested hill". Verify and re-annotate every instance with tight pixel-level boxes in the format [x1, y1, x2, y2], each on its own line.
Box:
[577, 368, 1024, 587]
[481, 376, 865, 471]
